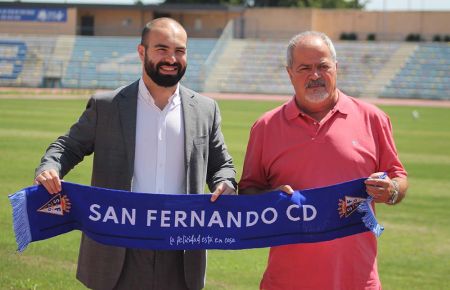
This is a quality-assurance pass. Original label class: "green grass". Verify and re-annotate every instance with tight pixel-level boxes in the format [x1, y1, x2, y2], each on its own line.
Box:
[1, 99, 449, 289]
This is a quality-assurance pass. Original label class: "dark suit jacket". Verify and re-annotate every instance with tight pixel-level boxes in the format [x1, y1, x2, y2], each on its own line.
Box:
[36, 81, 237, 290]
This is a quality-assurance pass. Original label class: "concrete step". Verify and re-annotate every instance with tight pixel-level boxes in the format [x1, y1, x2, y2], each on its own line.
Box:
[361, 43, 417, 97]
[203, 39, 247, 92]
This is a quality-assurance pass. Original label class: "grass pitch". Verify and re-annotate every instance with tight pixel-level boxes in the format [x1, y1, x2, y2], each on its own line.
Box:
[1, 98, 449, 289]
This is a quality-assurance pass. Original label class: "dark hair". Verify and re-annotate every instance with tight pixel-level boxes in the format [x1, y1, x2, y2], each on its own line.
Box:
[140, 17, 182, 47]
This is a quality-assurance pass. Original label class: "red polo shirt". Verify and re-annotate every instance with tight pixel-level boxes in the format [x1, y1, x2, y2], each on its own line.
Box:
[239, 91, 407, 290]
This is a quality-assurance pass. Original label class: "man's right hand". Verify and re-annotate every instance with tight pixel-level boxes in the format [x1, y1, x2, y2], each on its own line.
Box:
[34, 169, 61, 194]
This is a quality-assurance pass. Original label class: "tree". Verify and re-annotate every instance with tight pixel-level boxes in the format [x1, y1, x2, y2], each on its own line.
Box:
[163, 0, 243, 4]
[162, 0, 367, 8]
[252, 0, 367, 8]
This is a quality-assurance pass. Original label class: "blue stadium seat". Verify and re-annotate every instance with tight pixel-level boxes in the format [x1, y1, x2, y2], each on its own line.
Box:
[382, 43, 450, 100]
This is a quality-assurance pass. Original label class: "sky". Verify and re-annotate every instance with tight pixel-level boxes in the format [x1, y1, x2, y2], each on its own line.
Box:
[0, 0, 449, 11]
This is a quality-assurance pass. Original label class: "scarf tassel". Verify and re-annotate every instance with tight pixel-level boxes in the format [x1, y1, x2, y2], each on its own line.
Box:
[357, 196, 384, 237]
[8, 190, 32, 252]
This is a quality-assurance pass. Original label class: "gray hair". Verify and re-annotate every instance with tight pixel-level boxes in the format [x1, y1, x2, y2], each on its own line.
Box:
[286, 31, 337, 67]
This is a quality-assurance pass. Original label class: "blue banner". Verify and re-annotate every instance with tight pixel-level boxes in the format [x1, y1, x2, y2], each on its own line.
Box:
[9, 178, 383, 252]
[0, 8, 67, 22]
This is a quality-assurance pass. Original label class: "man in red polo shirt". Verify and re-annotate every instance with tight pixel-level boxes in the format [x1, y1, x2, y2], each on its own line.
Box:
[238, 31, 408, 290]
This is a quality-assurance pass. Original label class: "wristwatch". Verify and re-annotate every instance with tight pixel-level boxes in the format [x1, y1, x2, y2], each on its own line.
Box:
[387, 179, 399, 205]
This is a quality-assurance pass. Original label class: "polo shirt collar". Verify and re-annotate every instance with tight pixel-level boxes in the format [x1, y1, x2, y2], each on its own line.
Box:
[285, 97, 301, 120]
[333, 89, 351, 115]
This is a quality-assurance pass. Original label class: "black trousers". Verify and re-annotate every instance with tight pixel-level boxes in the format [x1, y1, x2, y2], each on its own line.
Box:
[113, 249, 189, 290]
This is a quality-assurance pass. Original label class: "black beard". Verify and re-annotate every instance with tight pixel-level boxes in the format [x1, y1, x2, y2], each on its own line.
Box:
[144, 54, 186, 87]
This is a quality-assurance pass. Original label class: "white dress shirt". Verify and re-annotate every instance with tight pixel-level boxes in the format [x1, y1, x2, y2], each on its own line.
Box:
[132, 78, 185, 194]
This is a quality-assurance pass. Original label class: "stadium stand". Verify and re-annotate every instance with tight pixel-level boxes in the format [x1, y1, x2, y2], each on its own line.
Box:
[61, 36, 216, 91]
[203, 39, 293, 95]
[0, 32, 448, 100]
[0, 35, 58, 87]
[335, 42, 402, 97]
[204, 40, 402, 97]
[62, 36, 141, 89]
[0, 34, 216, 92]
[382, 43, 450, 100]
[182, 38, 217, 92]
[0, 40, 27, 80]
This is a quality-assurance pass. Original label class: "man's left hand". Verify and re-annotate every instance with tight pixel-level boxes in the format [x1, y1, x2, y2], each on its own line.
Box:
[364, 172, 396, 203]
[210, 182, 236, 202]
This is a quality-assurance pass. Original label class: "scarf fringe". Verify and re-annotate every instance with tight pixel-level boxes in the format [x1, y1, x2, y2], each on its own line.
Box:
[357, 196, 384, 237]
[8, 190, 32, 252]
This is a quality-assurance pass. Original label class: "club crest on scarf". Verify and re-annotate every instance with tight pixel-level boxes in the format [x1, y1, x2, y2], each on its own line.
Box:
[338, 196, 366, 218]
[37, 194, 71, 216]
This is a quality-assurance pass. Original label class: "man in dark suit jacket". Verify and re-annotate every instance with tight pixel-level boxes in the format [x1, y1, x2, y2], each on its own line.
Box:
[34, 18, 236, 290]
